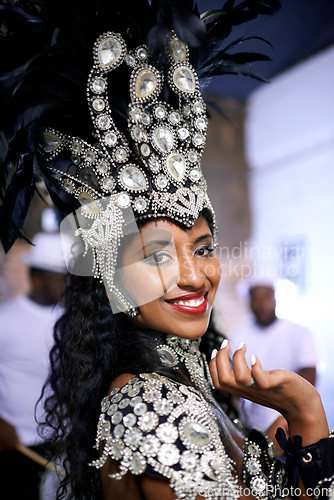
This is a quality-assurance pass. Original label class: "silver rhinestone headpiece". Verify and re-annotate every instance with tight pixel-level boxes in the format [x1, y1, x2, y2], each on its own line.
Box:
[42, 31, 216, 314]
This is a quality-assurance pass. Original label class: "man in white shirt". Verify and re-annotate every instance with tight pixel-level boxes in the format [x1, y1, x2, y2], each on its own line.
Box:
[230, 277, 318, 448]
[0, 233, 66, 499]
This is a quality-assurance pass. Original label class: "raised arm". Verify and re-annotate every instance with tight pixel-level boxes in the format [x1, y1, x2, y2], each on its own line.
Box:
[210, 341, 332, 497]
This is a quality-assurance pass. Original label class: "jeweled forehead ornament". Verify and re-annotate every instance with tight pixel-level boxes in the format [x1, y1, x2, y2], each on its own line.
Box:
[43, 31, 216, 315]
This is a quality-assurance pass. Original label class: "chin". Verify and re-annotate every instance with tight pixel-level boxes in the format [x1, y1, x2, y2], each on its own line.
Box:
[135, 301, 212, 340]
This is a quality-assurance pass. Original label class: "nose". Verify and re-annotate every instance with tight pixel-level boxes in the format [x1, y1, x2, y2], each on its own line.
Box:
[176, 253, 206, 290]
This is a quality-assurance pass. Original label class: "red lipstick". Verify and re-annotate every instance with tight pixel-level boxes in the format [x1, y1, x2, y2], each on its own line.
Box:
[165, 290, 208, 315]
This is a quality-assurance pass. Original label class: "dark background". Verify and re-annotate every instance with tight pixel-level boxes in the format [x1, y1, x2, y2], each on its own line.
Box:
[196, 0, 334, 100]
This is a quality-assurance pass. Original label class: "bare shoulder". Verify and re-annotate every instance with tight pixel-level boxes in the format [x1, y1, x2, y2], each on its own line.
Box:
[108, 373, 137, 394]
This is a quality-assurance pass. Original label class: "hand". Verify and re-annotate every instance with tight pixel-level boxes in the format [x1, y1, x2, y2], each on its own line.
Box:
[210, 341, 329, 445]
[0, 417, 21, 452]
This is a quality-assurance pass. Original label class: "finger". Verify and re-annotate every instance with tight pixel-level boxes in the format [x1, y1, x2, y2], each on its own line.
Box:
[251, 354, 284, 389]
[232, 342, 253, 385]
[210, 339, 235, 388]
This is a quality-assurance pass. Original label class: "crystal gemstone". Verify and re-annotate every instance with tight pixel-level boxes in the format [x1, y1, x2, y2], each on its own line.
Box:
[195, 117, 207, 131]
[96, 160, 109, 174]
[78, 192, 100, 215]
[92, 98, 105, 112]
[156, 346, 178, 367]
[193, 133, 204, 147]
[43, 130, 62, 152]
[166, 153, 186, 182]
[130, 454, 145, 474]
[78, 168, 98, 189]
[152, 127, 174, 153]
[178, 128, 189, 140]
[104, 131, 117, 147]
[155, 106, 166, 119]
[135, 69, 158, 99]
[173, 66, 196, 93]
[91, 77, 106, 94]
[71, 155, 80, 165]
[115, 148, 128, 162]
[140, 144, 150, 157]
[63, 180, 74, 193]
[117, 193, 130, 208]
[120, 165, 147, 191]
[98, 36, 122, 69]
[102, 177, 114, 192]
[170, 38, 187, 62]
[189, 168, 201, 182]
[156, 174, 168, 189]
[96, 114, 111, 130]
[111, 441, 124, 460]
[183, 421, 212, 447]
[148, 157, 160, 173]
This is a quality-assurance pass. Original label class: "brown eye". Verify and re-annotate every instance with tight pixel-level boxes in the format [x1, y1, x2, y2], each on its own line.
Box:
[146, 251, 172, 266]
[195, 245, 214, 257]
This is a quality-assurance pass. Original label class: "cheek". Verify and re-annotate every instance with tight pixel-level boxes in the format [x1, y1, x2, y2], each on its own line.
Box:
[204, 257, 221, 292]
[131, 299, 163, 329]
[122, 263, 176, 306]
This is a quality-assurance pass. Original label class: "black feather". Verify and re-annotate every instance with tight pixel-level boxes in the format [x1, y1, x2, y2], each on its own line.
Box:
[0, 155, 36, 251]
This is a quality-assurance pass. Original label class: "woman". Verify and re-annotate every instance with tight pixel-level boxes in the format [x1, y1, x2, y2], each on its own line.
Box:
[44, 213, 331, 500]
[0, 1, 333, 499]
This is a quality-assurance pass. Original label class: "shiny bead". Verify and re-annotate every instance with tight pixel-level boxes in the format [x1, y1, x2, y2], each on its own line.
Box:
[96, 114, 112, 130]
[123, 413, 137, 428]
[104, 131, 117, 147]
[155, 174, 168, 190]
[158, 444, 180, 466]
[91, 77, 106, 94]
[101, 177, 114, 192]
[96, 159, 109, 174]
[117, 192, 131, 208]
[92, 98, 105, 112]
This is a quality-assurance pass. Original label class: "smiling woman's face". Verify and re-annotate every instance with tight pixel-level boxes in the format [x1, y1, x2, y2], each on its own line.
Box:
[120, 215, 221, 339]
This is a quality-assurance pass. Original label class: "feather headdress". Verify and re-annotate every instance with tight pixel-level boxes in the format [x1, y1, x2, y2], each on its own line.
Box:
[0, 0, 280, 252]
[0, 0, 280, 313]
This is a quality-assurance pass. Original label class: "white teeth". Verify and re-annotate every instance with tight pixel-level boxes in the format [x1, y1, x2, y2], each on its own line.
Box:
[172, 296, 205, 307]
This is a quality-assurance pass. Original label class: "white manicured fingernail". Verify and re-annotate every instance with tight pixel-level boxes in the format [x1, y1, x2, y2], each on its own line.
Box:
[211, 349, 217, 360]
[237, 342, 244, 350]
[220, 339, 229, 349]
[251, 354, 257, 366]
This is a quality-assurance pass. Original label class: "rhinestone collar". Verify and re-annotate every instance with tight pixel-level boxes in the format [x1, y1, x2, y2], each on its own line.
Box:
[155, 334, 215, 402]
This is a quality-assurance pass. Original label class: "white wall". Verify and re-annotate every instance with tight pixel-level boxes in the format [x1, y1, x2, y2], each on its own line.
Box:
[245, 46, 334, 426]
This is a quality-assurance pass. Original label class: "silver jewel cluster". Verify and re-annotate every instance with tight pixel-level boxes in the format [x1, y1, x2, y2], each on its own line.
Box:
[243, 439, 269, 499]
[91, 373, 239, 500]
[42, 32, 212, 218]
[156, 335, 215, 403]
[242, 436, 288, 500]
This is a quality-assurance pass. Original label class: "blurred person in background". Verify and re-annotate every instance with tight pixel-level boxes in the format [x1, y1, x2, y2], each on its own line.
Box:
[0, 232, 66, 499]
[230, 275, 319, 451]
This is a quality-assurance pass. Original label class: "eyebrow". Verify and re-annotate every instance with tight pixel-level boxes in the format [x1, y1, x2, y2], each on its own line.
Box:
[136, 239, 173, 256]
[195, 233, 213, 243]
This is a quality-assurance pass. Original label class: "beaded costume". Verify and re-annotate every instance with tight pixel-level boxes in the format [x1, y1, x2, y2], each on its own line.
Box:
[91, 335, 284, 500]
